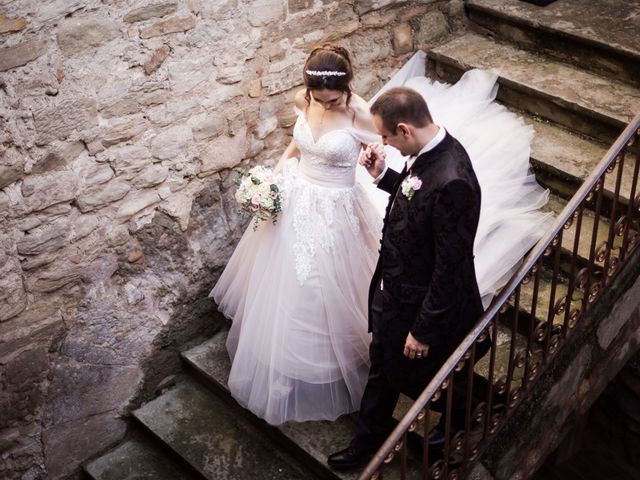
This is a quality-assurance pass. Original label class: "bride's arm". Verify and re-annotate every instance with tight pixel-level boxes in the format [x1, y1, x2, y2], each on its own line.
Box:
[274, 139, 299, 173]
[274, 89, 306, 173]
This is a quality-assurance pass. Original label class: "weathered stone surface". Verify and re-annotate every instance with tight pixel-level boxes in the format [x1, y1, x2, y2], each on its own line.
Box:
[22, 171, 79, 212]
[103, 145, 153, 177]
[81, 164, 114, 187]
[393, 23, 414, 55]
[123, 2, 178, 23]
[43, 412, 127, 480]
[216, 65, 244, 85]
[158, 184, 199, 231]
[57, 16, 120, 56]
[116, 190, 161, 219]
[288, 0, 313, 14]
[132, 164, 169, 188]
[150, 125, 193, 161]
[362, 9, 397, 28]
[248, 79, 262, 98]
[189, 114, 226, 141]
[198, 126, 248, 175]
[33, 98, 98, 145]
[139, 15, 196, 39]
[144, 45, 170, 75]
[354, 0, 396, 15]
[76, 181, 131, 213]
[71, 214, 101, 242]
[247, 0, 284, 26]
[99, 95, 141, 119]
[26, 261, 85, 293]
[0, 39, 46, 72]
[0, 147, 25, 189]
[0, 234, 26, 322]
[0, 15, 27, 34]
[37, 0, 83, 23]
[101, 120, 147, 148]
[414, 9, 450, 47]
[45, 361, 143, 426]
[32, 141, 85, 175]
[17, 218, 70, 256]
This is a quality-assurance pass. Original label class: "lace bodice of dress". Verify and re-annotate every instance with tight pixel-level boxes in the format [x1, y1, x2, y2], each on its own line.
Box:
[293, 114, 362, 187]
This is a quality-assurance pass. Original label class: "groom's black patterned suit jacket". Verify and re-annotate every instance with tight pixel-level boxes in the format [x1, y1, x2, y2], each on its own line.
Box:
[368, 132, 485, 389]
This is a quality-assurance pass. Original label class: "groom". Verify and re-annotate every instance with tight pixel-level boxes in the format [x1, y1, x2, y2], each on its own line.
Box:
[328, 87, 485, 469]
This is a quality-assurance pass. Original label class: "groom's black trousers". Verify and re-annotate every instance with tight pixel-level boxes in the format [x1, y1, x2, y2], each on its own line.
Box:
[352, 286, 490, 452]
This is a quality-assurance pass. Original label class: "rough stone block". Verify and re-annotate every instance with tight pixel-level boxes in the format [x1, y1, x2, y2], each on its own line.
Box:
[288, 0, 312, 14]
[104, 145, 153, 177]
[248, 0, 284, 26]
[144, 45, 170, 75]
[76, 181, 131, 213]
[150, 125, 193, 161]
[414, 9, 450, 47]
[123, 2, 178, 23]
[101, 120, 147, 148]
[189, 114, 226, 141]
[354, 0, 396, 15]
[0, 39, 46, 72]
[393, 23, 414, 55]
[139, 15, 196, 39]
[37, 0, 83, 23]
[132, 164, 169, 188]
[43, 412, 127, 480]
[26, 262, 85, 293]
[0, 147, 25, 189]
[81, 164, 114, 187]
[0, 234, 26, 322]
[17, 218, 71, 256]
[198, 126, 248, 175]
[57, 16, 120, 56]
[32, 141, 85, 175]
[33, 97, 98, 145]
[116, 190, 161, 219]
[22, 171, 79, 212]
[0, 15, 27, 34]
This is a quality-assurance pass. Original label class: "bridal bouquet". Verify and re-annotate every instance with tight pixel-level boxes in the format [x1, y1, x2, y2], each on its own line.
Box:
[234, 165, 283, 230]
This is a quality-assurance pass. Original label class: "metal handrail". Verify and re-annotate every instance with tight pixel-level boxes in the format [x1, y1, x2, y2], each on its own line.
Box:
[358, 113, 640, 480]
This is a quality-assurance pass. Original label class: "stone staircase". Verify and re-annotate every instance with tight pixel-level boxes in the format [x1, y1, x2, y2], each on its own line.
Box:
[84, 1, 640, 479]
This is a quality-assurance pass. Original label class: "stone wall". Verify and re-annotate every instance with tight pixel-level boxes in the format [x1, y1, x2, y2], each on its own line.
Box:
[0, 1, 465, 478]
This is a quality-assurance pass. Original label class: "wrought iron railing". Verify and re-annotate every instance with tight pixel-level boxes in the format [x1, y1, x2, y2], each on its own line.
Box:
[358, 113, 640, 480]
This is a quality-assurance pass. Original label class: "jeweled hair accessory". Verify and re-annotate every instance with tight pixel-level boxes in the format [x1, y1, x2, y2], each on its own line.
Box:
[305, 70, 347, 77]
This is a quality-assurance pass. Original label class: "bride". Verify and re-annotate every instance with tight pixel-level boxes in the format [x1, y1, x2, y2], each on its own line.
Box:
[210, 45, 550, 425]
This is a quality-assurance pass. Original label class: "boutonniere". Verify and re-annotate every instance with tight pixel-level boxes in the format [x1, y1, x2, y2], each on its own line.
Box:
[401, 175, 422, 201]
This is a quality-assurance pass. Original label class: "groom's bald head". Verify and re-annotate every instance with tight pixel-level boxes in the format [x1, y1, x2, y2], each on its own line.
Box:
[370, 87, 433, 134]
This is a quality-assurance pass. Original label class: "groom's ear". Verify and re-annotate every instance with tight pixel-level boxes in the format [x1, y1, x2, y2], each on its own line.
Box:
[397, 123, 410, 137]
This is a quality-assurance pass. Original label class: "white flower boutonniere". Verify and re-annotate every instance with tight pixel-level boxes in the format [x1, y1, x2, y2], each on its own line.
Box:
[401, 175, 422, 201]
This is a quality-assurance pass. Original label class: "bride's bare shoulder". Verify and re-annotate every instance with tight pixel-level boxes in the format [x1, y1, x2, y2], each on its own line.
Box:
[294, 89, 308, 110]
[350, 94, 376, 131]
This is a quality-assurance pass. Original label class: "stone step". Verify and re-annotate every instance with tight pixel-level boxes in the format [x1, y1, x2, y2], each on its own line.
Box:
[131, 376, 309, 480]
[182, 332, 422, 480]
[466, 0, 640, 88]
[427, 32, 640, 144]
[84, 439, 197, 480]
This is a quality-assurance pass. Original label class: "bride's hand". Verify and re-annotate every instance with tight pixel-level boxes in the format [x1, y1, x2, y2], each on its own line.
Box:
[359, 143, 386, 178]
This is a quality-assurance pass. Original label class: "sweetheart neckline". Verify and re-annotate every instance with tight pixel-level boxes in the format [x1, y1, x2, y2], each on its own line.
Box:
[301, 116, 352, 144]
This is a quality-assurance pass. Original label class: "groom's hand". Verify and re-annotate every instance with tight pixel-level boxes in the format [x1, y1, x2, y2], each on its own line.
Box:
[404, 332, 429, 360]
[359, 143, 386, 179]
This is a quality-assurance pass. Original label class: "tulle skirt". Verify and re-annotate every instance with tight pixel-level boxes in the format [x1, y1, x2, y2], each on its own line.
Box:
[212, 171, 382, 424]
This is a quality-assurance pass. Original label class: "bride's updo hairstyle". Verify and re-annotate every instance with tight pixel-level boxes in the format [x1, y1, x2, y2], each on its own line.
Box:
[303, 45, 354, 107]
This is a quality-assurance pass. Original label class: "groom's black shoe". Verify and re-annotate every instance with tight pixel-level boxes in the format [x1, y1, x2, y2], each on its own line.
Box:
[327, 445, 374, 471]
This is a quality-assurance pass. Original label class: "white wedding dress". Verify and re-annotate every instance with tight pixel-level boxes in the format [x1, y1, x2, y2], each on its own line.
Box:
[210, 52, 552, 425]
